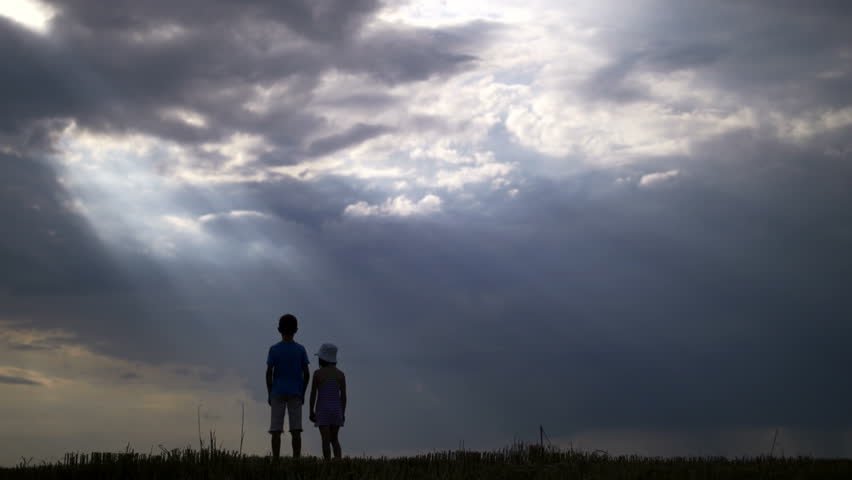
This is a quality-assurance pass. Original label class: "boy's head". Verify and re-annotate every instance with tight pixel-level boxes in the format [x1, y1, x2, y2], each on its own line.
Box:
[278, 314, 298, 336]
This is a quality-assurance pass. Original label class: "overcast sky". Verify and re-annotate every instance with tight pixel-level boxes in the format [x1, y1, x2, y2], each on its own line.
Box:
[2, 0, 852, 465]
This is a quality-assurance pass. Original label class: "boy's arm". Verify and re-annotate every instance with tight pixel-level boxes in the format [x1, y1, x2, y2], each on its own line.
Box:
[308, 373, 318, 419]
[302, 363, 310, 399]
[265, 366, 273, 405]
[339, 372, 347, 418]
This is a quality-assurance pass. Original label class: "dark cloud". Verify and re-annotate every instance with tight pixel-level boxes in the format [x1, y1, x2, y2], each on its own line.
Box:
[6, 129, 850, 450]
[581, 52, 649, 104]
[0, 20, 79, 151]
[6, 342, 55, 352]
[48, 0, 381, 44]
[648, 44, 728, 71]
[310, 131, 852, 443]
[307, 123, 391, 157]
[580, 0, 852, 112]
[1, 0, 851, 459]
[340, 23, 489, 84]
[0, 375, 43, 386]
[1, 0, 487, 169]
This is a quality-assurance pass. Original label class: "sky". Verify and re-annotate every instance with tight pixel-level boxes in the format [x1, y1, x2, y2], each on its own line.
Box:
[1, 0, 852, 465]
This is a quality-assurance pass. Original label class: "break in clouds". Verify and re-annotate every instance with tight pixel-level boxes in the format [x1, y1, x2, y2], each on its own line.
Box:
[1, 0, 852, 464]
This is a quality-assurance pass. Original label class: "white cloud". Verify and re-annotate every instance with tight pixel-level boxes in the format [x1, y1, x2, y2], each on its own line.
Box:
[154, 210, 273, 255]
[638, 169, 679, 187]
[198, 210, 270, 223]
[344, 194, 443, 217]
[127, 23, 187, 44]
[771, 106, 852, 142]
[434, 161, 515, 190]
[410, 147, 516, 190]
[201, 133, 272, 170]
[505, 71, 756, 163]
[161, 215, 204, 235]
[273, 158, 410, 182]
[160, 107, 208, 128]
[411, 146, 492, 165]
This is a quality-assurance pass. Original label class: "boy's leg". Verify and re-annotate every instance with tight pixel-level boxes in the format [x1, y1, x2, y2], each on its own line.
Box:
[286, 396, 303, 458]
[271, 432, 282, 460]
[319, 426, 331, 460]
[330, 426, 341, 459]
[269, 395, 286, 460]
[291, 431, 301, 458]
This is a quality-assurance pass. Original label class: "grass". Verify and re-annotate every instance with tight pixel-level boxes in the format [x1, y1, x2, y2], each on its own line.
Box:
[3, 443, 851, 479]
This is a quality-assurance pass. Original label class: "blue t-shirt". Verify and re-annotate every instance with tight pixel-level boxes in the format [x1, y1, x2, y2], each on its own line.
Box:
[267, 341, 310, 397]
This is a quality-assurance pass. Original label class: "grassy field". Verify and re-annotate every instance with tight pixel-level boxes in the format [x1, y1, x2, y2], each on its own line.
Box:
[3, 444, 851, 479]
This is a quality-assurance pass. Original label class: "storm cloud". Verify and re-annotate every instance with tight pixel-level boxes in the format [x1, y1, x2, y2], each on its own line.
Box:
[1, 0, 851, 464]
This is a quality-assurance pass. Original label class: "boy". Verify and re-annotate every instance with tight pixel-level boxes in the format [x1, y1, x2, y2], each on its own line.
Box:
[266, 313, 310, 459]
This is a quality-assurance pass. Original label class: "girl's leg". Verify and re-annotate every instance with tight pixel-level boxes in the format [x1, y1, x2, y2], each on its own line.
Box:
[318, 426, 331, 460]
[330, 426, 342, 459]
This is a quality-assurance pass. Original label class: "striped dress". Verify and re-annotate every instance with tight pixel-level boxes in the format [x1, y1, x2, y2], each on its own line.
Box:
[314, 375, 344, 427]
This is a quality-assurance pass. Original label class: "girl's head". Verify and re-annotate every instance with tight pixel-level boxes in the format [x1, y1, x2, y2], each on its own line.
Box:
[315, 343, 338, 366]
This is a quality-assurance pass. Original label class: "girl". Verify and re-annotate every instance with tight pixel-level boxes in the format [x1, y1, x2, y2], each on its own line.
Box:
[309, 343, 347, 460]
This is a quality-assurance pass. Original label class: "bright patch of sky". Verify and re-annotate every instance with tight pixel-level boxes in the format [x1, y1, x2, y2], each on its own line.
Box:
[379, 0, 535, 27]
[0, 0, 55, 33]
[0, 322, 258, 466]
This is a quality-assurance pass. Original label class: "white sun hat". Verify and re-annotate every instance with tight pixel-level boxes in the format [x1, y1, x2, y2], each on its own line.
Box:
[315, 343, 338, 363]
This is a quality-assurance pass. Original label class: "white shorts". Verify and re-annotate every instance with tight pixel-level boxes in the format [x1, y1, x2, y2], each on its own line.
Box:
[269, 395, 303, 433]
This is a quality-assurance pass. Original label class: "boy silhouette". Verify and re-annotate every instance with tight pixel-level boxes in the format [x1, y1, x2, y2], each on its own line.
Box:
[266, 313, 310, 459]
